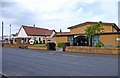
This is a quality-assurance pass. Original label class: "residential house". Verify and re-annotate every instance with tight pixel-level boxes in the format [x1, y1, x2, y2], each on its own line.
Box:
[56, 32, 70, 45]
[0, 33, 18, 44]
[0, 35, 10, 43]
[14, 25, 56, 45]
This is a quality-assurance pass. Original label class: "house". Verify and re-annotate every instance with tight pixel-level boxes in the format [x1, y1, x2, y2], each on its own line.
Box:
[0, 35, 10, 43]
[13, 25, 56, 45]
[56, 21, 120, 47]
[56, 32, 70, 46]
[0, 33, 18, 44]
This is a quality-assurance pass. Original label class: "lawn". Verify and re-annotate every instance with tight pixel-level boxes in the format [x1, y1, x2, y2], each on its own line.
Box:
[33, 44, 46, 46]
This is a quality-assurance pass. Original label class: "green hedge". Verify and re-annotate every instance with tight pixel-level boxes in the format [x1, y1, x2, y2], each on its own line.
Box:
[95, 41, 104, 47]
[57, 42, 63, 48]
[117, 46, 120, 48]
[34, 44, 46, 46]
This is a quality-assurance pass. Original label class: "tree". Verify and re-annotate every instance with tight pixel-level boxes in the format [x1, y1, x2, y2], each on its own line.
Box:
[85, 21, 104, 46]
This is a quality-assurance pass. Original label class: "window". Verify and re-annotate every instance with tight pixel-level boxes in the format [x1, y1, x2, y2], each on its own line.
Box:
[24, 38, 26, 42]
[21, 38, 24, 43]
[39, 38, 41, 41]
[14, 39, 16, 42]
[34, 37, 36, 40]
[25, 38, 28, 43]
[43, 40, 45, 44]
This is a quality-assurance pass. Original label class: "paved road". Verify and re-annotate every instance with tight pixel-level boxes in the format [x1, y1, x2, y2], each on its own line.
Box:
[2, 47, 118, 76]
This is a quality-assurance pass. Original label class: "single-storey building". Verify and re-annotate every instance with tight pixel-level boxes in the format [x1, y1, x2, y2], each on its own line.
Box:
[13, 25, 56, 45]
[56, 32, 70, 45]
[56, 21, 120, 47]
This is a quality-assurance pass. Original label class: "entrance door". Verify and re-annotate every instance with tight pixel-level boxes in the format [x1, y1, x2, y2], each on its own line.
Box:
[74, 36, 88, 46]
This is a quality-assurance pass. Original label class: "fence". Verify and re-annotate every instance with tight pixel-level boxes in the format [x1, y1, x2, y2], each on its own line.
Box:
[65, 46, 120, 55]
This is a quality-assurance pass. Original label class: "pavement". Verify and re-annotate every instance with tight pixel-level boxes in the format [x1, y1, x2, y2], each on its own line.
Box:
[1, 47, 119, 76]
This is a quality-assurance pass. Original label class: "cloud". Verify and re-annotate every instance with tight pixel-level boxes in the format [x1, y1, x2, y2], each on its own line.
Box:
[99, 1, 118, 23]
[1, 0, 119, 36]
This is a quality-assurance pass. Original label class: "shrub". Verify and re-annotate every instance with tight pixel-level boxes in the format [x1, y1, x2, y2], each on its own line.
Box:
[39, 40, 42, 44]
[34, 44, 46, 46]
[117, 46, 120, 48]
[45, 44, 48, 46]
[57, 42, 63, 48]
[35, 40, 39, 44]
[95, 41, 104, 47]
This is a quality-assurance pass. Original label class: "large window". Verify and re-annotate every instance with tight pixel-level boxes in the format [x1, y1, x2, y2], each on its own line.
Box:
[92, 35, 100, 46]
[74, 35, 88, 46]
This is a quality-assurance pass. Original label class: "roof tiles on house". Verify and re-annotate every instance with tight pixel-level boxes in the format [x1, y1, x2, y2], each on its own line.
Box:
[22, 25, 54, 36]
[56, 32, 70, 36]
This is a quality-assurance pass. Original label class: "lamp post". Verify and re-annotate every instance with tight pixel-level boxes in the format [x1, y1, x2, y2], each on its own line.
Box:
[2, 22, 4, 47]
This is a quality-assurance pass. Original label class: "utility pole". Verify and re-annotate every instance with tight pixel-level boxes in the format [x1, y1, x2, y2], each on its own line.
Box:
[118, 1, 120, 47]
[10, 24, 11, 44]
[33, 24, 35, 43]
[2, 22, 4, 47]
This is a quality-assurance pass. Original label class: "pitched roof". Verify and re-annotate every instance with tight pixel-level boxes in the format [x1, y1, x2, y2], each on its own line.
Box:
[11, 33, 18, 36]
[56, 32, 70, 36]
[62, 32, 120, 36]
[68, 21, 120, 31]
[22, 25, 54, 36]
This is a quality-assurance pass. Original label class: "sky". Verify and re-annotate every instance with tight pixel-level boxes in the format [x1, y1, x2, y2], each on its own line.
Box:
[0, 0, 120, 36]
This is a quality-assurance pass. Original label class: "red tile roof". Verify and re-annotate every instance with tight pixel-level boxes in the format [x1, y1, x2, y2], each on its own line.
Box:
[22, 25, 54, 36]
[56, 32, 70, 36]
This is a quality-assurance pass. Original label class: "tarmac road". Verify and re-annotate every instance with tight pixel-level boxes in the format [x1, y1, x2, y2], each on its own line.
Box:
[2, 47, 118, 76]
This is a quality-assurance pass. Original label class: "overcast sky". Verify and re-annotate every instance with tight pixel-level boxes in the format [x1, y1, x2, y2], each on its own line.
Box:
[0, 0, 119, 36]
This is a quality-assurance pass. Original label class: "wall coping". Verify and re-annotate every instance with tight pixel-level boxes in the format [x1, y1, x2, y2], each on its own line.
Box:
[67, 46, 120, 50]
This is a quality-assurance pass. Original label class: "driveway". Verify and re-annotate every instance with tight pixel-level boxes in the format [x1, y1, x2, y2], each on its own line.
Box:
[2, 47, 118, 76]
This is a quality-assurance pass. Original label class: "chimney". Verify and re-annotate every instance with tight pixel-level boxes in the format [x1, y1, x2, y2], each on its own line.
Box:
[60, 29, 62, 33]
[33, 24, 35, 28]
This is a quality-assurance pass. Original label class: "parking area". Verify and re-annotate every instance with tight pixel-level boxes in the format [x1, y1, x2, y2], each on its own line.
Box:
[2, 47, 118, 76]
